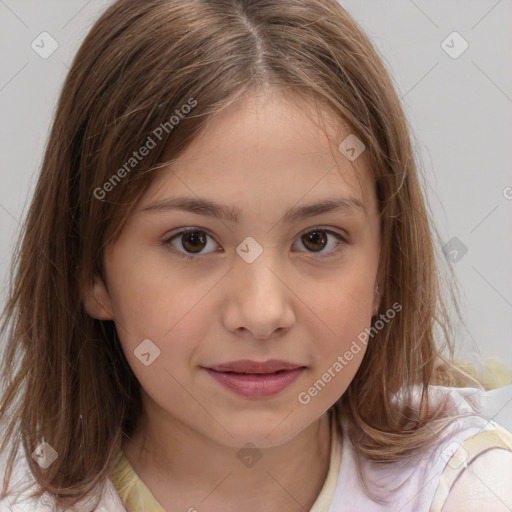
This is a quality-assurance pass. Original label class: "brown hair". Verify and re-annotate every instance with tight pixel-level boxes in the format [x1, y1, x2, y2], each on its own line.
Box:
[0, 0, 483, 508]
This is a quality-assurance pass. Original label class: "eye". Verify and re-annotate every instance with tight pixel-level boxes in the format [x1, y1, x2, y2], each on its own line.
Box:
[163, 228, 221, 261]
[292, 227, 349, 258]
[163, 226, 349, 261]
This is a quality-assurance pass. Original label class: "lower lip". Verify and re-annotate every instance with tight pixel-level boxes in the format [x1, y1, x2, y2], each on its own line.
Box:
[203, 367, 305, 398]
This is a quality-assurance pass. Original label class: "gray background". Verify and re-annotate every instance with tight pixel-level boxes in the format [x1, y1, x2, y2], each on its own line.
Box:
[0, 1, 511, 369]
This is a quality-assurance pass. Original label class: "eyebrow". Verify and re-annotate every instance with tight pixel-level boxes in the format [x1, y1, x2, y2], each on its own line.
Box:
[141, 195, 365, 224]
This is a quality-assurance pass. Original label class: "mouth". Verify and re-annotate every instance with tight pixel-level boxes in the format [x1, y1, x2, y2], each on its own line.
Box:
[205, 359, 305, 374]
[202, 360, 306, 398]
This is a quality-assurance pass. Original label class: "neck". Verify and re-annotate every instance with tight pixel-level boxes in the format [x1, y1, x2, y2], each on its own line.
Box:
[121, 409, 334, 512]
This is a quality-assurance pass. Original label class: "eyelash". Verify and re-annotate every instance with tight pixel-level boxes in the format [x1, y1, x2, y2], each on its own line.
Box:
[162, 226, 350, 262]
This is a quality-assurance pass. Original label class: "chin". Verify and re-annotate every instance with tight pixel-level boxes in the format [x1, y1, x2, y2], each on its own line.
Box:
[207, 415, 311, 450]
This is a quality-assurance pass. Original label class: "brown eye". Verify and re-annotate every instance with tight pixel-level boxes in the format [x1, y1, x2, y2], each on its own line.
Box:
[181, 230, 208, 253]
[164, 228, 220, 259]
[293, 228, 348, 258]
[301, 230, 328, 252]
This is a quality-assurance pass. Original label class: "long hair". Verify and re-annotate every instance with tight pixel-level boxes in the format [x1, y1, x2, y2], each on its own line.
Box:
[0, 0, 482, 508]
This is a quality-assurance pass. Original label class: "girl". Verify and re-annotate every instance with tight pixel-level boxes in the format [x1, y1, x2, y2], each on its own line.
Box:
[1, 0, 511, 511]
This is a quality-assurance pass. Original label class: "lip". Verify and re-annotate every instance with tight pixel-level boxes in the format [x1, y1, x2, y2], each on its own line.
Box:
[203, 366, 305, 398]
[206, 359, 303, 374]
[202, 359, 306, 399]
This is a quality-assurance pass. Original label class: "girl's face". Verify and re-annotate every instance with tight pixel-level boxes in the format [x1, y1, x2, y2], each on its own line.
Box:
[85, 89, 382, 449]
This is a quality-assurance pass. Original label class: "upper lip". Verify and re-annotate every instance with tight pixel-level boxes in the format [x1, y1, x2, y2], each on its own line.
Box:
[205, 359, 305, 374]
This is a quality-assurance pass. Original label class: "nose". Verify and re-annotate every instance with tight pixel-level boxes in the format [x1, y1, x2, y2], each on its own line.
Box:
[221, 248, 296, 339]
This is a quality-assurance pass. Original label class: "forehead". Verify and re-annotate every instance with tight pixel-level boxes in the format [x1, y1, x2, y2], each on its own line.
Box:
[143, 89, 375, 214]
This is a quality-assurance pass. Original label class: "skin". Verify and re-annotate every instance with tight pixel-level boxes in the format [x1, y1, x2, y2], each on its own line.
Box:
[83, 88, 383, 512]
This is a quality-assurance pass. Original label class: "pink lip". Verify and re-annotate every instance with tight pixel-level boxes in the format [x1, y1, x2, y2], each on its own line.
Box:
[203, 365, 305, 398]
[203, 359, 306, 398]
[206, 359, 303, 374]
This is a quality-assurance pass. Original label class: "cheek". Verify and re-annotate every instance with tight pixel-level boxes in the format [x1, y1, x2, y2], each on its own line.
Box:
[110, 281, 211, 357]
[293, 260, 376, 410]
[302, 269, 375, 352]
[109, 282, 213, 413]
[295, 286, 373, 414]
[105, 259, 223, 391]
[106, 241, 218, 338]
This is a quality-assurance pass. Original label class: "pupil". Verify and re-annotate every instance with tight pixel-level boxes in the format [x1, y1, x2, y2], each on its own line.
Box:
[182, 231, 207, 253]
[303, 231, 327, 252]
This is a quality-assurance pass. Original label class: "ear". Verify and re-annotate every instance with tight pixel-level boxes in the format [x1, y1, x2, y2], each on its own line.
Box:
[81, 274, 114, 320]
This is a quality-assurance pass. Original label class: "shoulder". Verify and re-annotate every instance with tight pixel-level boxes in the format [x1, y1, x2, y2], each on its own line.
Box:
[0, 452, 125, 512]
[0, 442, 51, 511]
[430, 384, 512, 511]
[0, 423, 125, 512]
[407, 384, 512, 512]
[440, 448, 512, 511]
[431, 417, 512, 512]
[0, 478, 126, 512]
